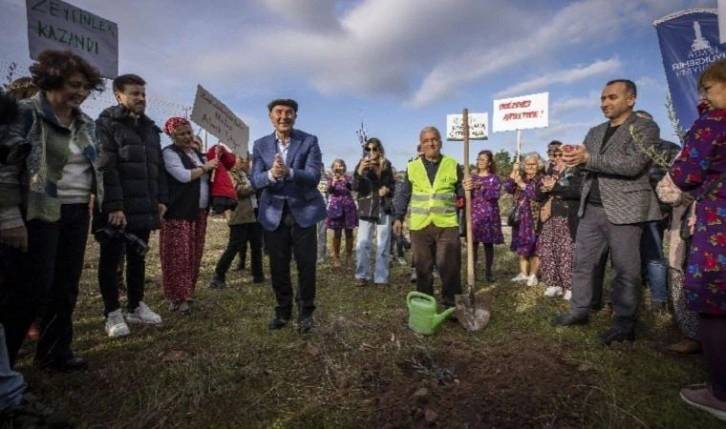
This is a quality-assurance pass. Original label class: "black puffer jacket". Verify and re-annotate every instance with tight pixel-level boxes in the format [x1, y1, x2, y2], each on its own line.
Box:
[95, 105, 168, 231]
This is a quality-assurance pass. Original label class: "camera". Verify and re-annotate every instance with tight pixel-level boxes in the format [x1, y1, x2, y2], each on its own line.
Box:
[93, 226, 149, 257]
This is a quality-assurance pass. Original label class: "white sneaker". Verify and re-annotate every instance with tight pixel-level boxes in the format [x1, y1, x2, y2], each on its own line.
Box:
[526, 274, 539, 287]
[126, 302, 162, 325]
[563, 290, 572, 301]
[105, 309, 130, 338]
[397, 256, 407, 266]
[511, 273, 528, 282]
[544, 286, 563, 297]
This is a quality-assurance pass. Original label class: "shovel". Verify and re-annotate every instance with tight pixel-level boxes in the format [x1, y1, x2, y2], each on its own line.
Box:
[455, 108, 491, 331]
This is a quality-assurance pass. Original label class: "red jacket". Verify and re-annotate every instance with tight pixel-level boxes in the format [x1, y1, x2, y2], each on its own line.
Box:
[206, 144, 238, 200]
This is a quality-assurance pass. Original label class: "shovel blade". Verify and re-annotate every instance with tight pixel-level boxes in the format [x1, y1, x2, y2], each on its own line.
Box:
[454, 293, 491, 331]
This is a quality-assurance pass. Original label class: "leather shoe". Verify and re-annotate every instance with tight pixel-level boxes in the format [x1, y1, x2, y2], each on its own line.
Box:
[597, 327, 635, 346]
[38, 356, 89, 372]
[298, 317, 314, 334]
[268, 317, 290, 330]
[666, 338, 702, 355]
[552, 313, 588, 326]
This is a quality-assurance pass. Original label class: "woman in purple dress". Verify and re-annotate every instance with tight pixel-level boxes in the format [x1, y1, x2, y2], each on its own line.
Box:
[503, 152, 543, 287]
[469, 150, 503, 282]
[326, 159, 357, 267]
[670, 60, 726, 421]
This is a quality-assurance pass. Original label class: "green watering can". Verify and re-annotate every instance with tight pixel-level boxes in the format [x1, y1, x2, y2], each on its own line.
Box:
[407, 291, 455, 335]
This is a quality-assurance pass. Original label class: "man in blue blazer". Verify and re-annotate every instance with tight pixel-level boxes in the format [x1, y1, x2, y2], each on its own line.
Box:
[252, 99, 326, 333]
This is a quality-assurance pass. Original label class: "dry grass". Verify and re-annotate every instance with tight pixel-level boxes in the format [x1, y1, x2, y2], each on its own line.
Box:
[12, 217, 723, 428]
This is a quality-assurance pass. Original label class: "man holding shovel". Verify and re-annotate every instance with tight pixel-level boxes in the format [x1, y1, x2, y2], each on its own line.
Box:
[393, 126, 471, 310]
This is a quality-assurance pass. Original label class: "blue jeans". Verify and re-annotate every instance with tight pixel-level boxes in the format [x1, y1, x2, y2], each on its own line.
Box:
[641, 221, 668, 303]
[0, 324, 24, 413]
[355, 215, 392, 283]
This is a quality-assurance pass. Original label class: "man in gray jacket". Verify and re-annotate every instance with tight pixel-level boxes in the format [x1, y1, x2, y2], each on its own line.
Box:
[553, 79, 662, 346]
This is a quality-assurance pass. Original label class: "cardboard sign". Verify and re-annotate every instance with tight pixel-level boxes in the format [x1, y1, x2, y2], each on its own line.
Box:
[446, 113, 488, 140]
[492, 92, 549, 132]
[26, 0, 119, 78]
[190, 85, 249, 155]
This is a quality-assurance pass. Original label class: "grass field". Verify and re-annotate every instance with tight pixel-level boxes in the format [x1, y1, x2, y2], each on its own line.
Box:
[12, 216, 724, 428]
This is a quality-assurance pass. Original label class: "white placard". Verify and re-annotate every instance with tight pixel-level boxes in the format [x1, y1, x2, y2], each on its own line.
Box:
[446, 113, 488, 140]
[26, 0, 119, 78]
[190, 85, 249, 155]
[492, 92, 549, 132]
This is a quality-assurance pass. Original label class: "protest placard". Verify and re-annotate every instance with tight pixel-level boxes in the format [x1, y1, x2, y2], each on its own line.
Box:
[446, 113, 488, 140]
[26, 0, 119, 78]
[190, 85, 249, 155]
[491, 92, 549, 132]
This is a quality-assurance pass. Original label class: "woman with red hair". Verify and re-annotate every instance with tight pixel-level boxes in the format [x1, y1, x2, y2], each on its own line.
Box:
[160, 117, 218, 314]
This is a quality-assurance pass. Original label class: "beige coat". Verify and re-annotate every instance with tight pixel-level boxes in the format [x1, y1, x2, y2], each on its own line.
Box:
[227, 169, 257, 225]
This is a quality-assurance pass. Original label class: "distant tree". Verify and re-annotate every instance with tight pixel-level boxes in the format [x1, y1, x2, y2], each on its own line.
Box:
[494, 150, 513, 178]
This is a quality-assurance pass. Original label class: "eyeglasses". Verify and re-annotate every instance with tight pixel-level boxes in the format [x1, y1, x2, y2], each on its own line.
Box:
[551, 153, 563, 158]
[366, 147, 379, 152]
[66, 81, 94, 91]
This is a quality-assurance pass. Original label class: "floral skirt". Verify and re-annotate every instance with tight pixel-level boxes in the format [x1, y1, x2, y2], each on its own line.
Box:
[536, 216, 574, 289]
[160, 210, 208, 302]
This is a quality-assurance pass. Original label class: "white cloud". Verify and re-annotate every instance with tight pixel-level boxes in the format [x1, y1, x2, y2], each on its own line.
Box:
[493, 59, 622, 99]
[551, 93, 599, 116]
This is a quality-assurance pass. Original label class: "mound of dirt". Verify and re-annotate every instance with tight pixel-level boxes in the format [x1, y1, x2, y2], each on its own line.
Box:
[363, 338, 600, 428]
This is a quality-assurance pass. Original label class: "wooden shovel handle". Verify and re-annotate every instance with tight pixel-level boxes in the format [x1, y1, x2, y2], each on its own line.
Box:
[462, 109, 475, 291]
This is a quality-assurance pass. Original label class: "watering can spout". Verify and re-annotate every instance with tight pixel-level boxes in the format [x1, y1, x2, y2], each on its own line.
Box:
[431, 306, 456, 330]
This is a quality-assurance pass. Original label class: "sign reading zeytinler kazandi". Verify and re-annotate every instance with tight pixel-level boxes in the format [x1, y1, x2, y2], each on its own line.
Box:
[655, 9, 726, 135]
[492, 92, 549, 133]
[190, 85, 249, 155]
[26, 0, 119, 78]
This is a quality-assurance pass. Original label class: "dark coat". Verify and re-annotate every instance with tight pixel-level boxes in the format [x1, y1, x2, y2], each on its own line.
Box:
[536, 165, 584, 239]
[352, 158, 396, 221]
[96, 105, 168, 231]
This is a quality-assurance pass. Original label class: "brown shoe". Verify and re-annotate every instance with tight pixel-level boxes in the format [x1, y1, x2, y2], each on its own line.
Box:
[375, 283, 388, 287]
[355, 279, 367, 287]
[680, 386, 726, 421]
[666, 338, 701, 355]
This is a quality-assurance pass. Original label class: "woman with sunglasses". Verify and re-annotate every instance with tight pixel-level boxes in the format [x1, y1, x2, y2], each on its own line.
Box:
[0, 49, 104, 371]
[535, 141, 583, 299]
[352, 138, 396, 286]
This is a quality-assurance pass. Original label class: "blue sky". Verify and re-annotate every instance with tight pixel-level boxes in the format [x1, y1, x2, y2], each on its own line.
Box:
[0, 0, 714, 171]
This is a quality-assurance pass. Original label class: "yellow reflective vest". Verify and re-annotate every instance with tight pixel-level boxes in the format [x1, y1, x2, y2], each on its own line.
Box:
[407, 156, 459, 231]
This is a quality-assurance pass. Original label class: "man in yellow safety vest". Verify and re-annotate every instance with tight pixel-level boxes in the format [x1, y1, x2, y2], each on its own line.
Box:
[393, 126, 472, 309]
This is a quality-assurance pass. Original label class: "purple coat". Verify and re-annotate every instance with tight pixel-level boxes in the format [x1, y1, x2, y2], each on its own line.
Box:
[669, 109, 726, 315]
[504, 177, 539, 257]
[471, 174, 503, 244]
[325, 174, 358, 230]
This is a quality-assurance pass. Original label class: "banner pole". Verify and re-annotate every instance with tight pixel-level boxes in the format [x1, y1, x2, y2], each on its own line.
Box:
[516, 129, 522, 163]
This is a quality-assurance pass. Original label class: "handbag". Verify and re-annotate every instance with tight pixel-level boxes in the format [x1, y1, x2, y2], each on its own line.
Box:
[507, 189, 522, 227]
[656, 173, 686, 206]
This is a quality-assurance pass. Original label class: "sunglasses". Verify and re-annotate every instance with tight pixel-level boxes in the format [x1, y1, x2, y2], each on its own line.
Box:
[366, 146, 379, 152]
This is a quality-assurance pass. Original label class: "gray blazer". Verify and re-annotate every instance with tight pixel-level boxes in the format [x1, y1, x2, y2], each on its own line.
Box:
[578, 113, 662, 225]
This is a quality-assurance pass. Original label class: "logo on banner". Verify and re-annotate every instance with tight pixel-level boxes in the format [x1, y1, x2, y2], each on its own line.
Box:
[655, 9, 726, 135]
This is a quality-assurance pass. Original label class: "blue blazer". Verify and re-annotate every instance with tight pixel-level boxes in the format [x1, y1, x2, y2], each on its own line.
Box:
[252, 129, 326, 231]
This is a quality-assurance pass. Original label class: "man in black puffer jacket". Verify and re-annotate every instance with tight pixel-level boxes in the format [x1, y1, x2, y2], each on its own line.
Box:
[95, 74, 168, 338]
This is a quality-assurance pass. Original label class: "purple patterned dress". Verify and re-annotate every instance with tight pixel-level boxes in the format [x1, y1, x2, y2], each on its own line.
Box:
[669, 109, 726, 315]
[503, 177, 539, 257]
[325, 174, 358, 230]
[471, 174, 503, 244]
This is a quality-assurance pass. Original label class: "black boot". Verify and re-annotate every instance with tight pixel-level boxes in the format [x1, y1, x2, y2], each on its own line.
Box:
[209, 275, 226, 289]
[485, 268, 495, 282]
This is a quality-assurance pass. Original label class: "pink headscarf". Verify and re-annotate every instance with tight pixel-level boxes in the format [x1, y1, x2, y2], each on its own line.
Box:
[164, 117, 191, 136]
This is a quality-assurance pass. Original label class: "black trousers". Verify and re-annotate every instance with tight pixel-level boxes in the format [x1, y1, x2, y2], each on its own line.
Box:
[410, 225, 461, 307]
[215, 223, 264, 281]
[0, 204, 89, 367]
[98, 229, 150, 316]
[265, 216, 317, 320]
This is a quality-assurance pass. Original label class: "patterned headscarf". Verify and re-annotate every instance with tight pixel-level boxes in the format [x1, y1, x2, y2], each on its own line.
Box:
[164, 117, 191, 136]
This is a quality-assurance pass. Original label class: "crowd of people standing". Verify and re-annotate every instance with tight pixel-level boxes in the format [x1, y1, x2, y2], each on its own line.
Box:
[0, 49, 724, 425]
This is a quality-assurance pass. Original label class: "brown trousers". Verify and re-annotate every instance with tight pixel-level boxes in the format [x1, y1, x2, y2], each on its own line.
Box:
[410, 225, 461, 307]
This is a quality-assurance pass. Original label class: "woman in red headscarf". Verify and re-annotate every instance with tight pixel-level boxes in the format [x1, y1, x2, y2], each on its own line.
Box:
[160, 117, 218, 314]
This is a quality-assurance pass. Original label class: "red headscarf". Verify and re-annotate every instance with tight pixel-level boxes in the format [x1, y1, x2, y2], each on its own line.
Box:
[164, 117, 191, 136]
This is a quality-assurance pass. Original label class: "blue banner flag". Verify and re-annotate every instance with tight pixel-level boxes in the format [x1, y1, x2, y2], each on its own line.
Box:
[654, 9, 726, 136]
